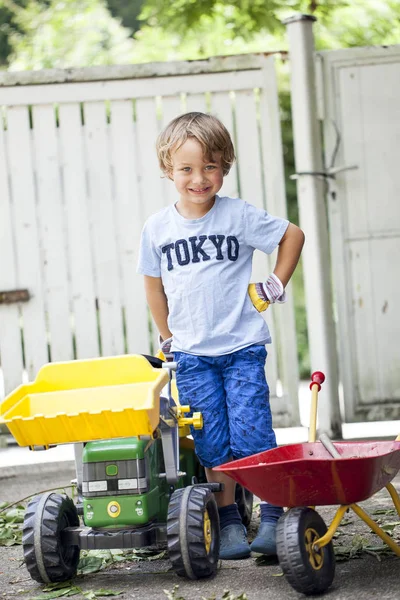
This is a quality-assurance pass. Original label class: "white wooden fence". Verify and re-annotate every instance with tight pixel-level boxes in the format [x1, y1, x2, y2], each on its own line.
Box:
[0, 54, 300, 427]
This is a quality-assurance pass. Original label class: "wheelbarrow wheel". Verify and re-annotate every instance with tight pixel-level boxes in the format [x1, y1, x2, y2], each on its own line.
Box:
[235, 484, 254, 528]
[276, 507, 335, 596]
[167, 485, 220, 579]
[22, 492, 80, 583]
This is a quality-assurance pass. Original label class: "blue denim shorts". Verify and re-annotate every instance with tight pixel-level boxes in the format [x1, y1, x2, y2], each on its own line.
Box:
[174, 344, 277, 468]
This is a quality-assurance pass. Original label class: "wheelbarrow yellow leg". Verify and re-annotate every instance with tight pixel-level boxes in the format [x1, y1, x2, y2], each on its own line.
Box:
[314, 501, 400, 557]
[312, 505, 349, 550]
[350, 503, 400, 556]
[386, 482, 400, 517]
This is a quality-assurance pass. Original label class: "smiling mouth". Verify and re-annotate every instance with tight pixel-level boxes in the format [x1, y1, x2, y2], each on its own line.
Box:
[189, 187, 210, 193]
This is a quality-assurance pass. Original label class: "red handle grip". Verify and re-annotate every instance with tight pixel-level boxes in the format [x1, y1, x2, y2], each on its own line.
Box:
[310, 371, 325, 391]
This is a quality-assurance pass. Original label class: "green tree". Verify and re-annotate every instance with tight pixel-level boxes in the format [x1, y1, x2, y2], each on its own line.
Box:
[5, 0, 136, 70]
[139, 0, 347, 41]
[106, 0, 144, 32]
[138, 0, 400, 52]
[0, 0, 34, 66]
[0, 0, 144, 65]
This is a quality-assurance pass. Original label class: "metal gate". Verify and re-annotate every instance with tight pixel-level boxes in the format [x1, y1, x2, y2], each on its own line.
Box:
[318, 45, 400, 422]
[0, 54, 300, 427]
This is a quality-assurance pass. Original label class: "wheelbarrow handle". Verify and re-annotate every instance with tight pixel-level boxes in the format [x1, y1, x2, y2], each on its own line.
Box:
[319, 432, 341, 459]
[308, 371, 325, 443]
[309, 371, 325, 391]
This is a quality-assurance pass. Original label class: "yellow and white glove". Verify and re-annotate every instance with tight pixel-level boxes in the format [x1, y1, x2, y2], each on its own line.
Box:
[157, 334, 173, 361]
[248, 273, 287, 312]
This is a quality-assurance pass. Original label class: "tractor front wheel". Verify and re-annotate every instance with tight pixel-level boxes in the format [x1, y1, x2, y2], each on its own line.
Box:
[22, 492, 80, 583]
[167, 485, 219, 579]
[276, 507, 335, 595]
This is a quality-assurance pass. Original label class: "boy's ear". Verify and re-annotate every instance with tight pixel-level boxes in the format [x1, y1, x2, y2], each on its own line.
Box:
[165, 170, 174, 181]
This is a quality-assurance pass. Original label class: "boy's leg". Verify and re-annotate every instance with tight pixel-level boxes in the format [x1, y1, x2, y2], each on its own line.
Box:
[224, 345, 283, 555]
[175, 352, 250, 560]
[205, 466, 236, 508]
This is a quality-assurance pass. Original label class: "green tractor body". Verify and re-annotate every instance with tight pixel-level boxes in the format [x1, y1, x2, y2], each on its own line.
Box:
[81, 436, 200, 528]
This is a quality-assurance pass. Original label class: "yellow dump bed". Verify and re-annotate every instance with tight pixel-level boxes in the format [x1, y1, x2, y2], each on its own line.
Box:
[0, 355, 169, 447]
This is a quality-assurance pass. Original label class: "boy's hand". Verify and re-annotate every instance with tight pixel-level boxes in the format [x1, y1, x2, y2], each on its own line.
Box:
[159, 334, 173, 356]
[248, 273, 287, 312]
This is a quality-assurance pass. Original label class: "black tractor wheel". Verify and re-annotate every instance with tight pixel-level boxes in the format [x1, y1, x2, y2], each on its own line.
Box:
[22, 492, 80, 583]
[235, 484, 254, 528]
[167, 485, 220, 579]
[276, 507, 335, 596]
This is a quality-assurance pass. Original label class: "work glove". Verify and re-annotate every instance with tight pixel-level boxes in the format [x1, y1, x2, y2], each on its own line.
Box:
[248, 273, 287, 312]
[158, 335, 173, 361]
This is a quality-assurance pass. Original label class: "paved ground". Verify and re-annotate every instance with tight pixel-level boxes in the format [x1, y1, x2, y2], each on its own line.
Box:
[1, 460, 400, 600]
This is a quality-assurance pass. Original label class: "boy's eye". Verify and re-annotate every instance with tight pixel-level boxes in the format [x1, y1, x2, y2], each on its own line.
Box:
[205, 165, 216, 170]
[181, 167, 191, 172]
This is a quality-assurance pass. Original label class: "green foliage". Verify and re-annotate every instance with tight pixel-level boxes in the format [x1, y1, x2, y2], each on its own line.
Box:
[105, 0, 143, 32]
[316, 0, 400, 49]
[164, 586, 248, 600]
[3, 1, 400, 71]
[0, 503, 25, 546]
[139, 0, 347, 41]
[77, 548, 167, 575]
[0, 0, 30, 66]
[31, 581, 123, 599]
[0, 7, 14, 65]
[6, 0, 136, 70]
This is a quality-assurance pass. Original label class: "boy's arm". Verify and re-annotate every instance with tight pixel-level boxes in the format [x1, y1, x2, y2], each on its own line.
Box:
[273, 223, 305, 287]
[249, 223, 305, 312]
[144, 275, 172, 341]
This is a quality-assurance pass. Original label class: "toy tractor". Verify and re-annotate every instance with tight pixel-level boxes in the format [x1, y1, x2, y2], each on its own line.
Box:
[0, 353, 252, 584]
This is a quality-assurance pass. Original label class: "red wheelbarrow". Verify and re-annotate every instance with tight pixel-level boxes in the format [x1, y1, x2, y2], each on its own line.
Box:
[215, 372, 400, 595]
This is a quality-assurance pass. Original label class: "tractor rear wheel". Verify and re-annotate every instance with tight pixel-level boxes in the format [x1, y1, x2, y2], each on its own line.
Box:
[167, 485, 219, 579]
[22, 492, 80, 583]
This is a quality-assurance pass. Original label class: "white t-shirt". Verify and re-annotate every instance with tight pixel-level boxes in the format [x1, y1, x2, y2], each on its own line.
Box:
[137, 195, 289, 356]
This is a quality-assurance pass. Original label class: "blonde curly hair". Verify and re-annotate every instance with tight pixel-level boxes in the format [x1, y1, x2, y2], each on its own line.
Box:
[156, 112, 236, 177]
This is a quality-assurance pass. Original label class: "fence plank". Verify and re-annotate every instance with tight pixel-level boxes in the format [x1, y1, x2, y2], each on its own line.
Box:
[160, 95, 183, 206]
[0, 125, 24, 395]
[186, 93, 207, 113]
[6, 107, 48, 380]
[135, 97, 166, 351]
[136, 97, 165, 219]
[259, 57, 300, 424]
[83, 101, 124, 356]
[0, 71, 265, 106]
[0, 53, 269, 87]
[32, 104, 74, 363]
[109, 99, 149, 354]
[58, 103, 99, 359]
[160, 95, 183, 128]
[210, 91, 239, 198]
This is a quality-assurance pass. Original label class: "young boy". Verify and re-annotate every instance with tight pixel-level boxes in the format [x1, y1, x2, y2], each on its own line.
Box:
[137, 112, 304, 560]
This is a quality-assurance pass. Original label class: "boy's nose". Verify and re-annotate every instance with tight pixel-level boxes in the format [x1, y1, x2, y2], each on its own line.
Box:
[191, 172, 207, 184]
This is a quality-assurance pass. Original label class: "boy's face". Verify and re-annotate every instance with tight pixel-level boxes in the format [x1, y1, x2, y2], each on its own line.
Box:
[169, 137, 223, 214]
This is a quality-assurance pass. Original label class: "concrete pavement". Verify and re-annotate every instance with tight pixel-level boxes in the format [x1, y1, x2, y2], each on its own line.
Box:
[1, 459, 400, 600]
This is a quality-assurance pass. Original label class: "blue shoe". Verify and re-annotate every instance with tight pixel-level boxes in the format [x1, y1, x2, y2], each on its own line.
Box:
[219, 524, 251, 560]
[250, 522, 278, 555]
